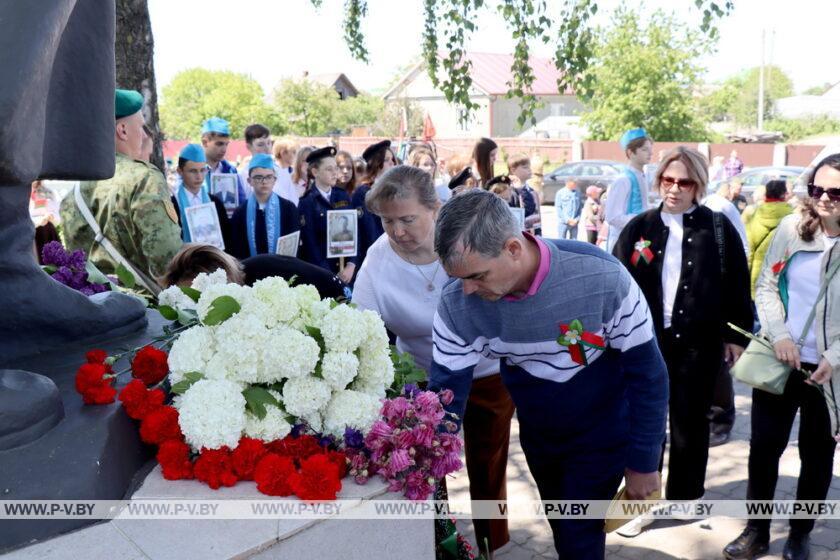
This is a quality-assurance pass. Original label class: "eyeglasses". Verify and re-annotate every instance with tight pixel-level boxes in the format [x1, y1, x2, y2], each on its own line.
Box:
[251, 175, 276, 184]
[808, 184, 840, 202]
[660, 176, 698, 190]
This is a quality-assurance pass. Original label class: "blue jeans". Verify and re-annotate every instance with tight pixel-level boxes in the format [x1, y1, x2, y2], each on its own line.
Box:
[557, 223, 578, 240]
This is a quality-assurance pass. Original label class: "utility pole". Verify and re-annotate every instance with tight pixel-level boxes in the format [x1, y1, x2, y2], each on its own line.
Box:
[757, 29, 765, 131]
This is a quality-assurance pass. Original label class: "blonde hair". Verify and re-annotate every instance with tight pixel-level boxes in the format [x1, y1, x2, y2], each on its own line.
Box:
[655, 147, 709, 202]
[159, 244, 245, 288]
[292, 145, 315, 184]
[408, 148, 437, 180]
[489, 182, 511, 197]
[445, 153, 471, 178]
[273, 137, 298, 162]
[507, 152, 530, 171]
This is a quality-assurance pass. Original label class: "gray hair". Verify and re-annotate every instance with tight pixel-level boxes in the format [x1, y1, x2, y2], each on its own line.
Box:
[435, 189, 522, 268]
[365, 165, 439, 214]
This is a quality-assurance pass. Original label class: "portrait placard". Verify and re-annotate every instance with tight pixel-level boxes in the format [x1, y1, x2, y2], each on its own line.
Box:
[185, 203, 225, 250]
[210, 173, 239, 212]
[510, 206, 526, 232]
[275, 230, 300, 257]
[326, 209, 358, 259]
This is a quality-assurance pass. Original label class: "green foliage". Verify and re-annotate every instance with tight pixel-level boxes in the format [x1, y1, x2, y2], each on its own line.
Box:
[115, 262, 136, 289]
[803, 83, 834, 96]
[697, 81, 741, 123]
[701, 66, 795, 127]
[334, 93, 385, 132]
[171, 372, 204, 395]
[323, 0, 733, 127]
[202, 295, 241, 326]
[160, 69, 276, 139]
[387, 347, 428, 398]
[764, 116, 840, 142]
[270, 78, 342, 136]
[580, 9, 712, 141]
[242, 386, 282, 420]
[179, 286, 201, 303]
[156, 305, 178, 321]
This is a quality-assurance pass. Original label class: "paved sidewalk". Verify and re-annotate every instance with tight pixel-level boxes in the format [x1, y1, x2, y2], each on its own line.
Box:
[447, 381, 840, 559]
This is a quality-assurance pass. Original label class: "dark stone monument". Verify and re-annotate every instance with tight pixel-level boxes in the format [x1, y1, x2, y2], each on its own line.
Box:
[0, 0, 159, 552]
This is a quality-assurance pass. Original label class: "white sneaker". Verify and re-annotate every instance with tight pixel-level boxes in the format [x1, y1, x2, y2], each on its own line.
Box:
[669, 497, 705, 521]
[615, 514, 654, 537]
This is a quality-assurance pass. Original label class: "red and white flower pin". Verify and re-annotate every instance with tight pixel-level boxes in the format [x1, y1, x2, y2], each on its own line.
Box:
[631, 237, 654, 266]
[557, 319, 606, 366]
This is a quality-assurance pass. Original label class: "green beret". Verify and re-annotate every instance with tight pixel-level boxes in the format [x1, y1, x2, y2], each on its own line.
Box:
[115, 89, 144, 119]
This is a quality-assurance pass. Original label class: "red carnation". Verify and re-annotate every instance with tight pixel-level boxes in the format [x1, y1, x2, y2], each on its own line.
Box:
[157, 439, 194, 480]
[294, 454, 342, 501]
[254, 454, 298, 497]
[268, 435, 323, 465]
[86, 349, 108, 364]
[194, 447, 238, 489]
[325, 450, 348, 479]
[131, 345, 169, 386]
[74, 362, 116, 405]
[139, 406, 181, 445]
[119, 379, 166, 420]
[231, 437, 268, 481]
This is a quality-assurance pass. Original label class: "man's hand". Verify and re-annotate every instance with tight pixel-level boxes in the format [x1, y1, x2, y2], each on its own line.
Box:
[338, 262, 355, 284]
[624, 469, 660, 500]
[724, 343, 745, 366]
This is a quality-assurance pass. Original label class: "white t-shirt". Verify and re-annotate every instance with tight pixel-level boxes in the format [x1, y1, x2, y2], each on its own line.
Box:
[785, 237, 838, 364]
[660, 207, 696, 328]
[352, 235, 498, 378]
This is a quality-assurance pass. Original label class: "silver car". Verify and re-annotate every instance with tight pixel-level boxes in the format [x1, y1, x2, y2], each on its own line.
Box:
[542, 160, 623, 205]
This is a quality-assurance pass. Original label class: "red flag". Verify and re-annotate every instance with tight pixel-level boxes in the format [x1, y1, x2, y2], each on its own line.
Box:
[422, 114, 436, 141]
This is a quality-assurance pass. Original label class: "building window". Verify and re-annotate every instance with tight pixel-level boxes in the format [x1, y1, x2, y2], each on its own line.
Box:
[456, 106, 470, 131]
[551, 102, 566, 116]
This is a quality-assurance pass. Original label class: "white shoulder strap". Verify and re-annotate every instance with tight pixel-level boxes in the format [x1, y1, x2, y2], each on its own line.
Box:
[73, 183, 160, 295]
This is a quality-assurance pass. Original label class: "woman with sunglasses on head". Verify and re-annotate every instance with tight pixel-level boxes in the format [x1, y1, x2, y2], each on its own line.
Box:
[723, 155, 840, 560]
[613, 147, 753, 537]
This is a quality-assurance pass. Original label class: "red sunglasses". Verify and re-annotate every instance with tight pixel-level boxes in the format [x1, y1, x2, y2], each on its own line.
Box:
[660, 176, 698, 190]
[808, 184, 840, 202]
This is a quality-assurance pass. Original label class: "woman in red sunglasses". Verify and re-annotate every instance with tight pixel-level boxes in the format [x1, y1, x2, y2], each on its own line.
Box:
[611, 146, 753, 537]
[724, 154, 840, 560]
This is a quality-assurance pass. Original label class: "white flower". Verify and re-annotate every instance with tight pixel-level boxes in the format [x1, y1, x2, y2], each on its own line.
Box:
[206, 314, 269, 383]
[323, 390, 381, 437]
[191, 269, 229, 292]
[355, 347, 395, 393]
[158, 285, 196, 311]
[261, 326, 321, 382]
[350, 378, 388, 399]
[249, 277, 299, 328]
[320, 304, 365, 352]
[282, 375, 332, 417]
[178, 379, 246, 451]
[300, 410, 323, 434]
[168, 326, 215, 384]
[320, 351, 359, 390]
[196, 283, 250, 324]
[243, 390, 292, 441]
[301, 298, 333, 331]
[359, 309, 389, 350]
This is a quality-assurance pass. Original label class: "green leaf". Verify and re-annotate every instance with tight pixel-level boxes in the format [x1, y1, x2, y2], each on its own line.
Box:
[170, 372, 204, 395]
[305, 326, 326, 354]
[243, 386, 281, 420]
[84, 260, 114, 287]
[115, 263, 136, 289]
[179, 286, 201, 303]
[42, 265, 57, 274]
[176, 308, 198, 326]
[157, 305, 178, 321]
[202, 295, 241, 326]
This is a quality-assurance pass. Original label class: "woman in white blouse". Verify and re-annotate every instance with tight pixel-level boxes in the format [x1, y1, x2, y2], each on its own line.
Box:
[352, 165, 514, 555]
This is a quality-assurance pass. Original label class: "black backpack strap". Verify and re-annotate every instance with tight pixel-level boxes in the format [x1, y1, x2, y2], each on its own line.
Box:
[712, 211, 726, 277]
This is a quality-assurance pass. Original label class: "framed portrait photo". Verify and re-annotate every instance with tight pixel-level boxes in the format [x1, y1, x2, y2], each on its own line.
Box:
[185, 202, 225, 250]
[326, 209, 358, 259]
[210, 173, 239, 212]
[509, 206, 526, 232]
[275, 230, 300, 257]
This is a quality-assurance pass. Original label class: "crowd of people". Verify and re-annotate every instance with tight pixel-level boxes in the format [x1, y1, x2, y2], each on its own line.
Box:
[43, 89, 840, 560]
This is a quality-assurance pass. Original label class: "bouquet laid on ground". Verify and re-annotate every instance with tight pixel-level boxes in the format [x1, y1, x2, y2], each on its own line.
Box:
[41, 240, 138, 296]
[74, 270, 462, 501]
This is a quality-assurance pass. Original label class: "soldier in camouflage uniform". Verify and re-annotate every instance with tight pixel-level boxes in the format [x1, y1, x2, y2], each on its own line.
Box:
[61, 89, 182, 294]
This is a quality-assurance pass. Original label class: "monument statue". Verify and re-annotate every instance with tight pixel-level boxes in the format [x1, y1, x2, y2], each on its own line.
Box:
[0, 0, 158, 551]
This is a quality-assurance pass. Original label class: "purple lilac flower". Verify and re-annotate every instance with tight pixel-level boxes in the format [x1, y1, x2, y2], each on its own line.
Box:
[403, 384, 420, 398]
[41, 241, 68, 267]
[343, 427, 365, 449]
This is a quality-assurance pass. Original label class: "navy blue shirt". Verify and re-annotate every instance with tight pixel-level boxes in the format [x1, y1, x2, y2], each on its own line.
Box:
[298, 186, 354, 273]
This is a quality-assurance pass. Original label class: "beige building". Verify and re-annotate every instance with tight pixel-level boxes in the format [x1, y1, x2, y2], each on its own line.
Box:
[383, 52, 585, 139]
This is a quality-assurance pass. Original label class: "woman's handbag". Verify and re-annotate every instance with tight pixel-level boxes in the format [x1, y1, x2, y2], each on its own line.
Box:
[729, 256, 840, 395]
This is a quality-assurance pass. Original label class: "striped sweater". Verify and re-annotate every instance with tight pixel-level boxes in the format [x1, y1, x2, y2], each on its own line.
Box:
[430, 239, 668, 472]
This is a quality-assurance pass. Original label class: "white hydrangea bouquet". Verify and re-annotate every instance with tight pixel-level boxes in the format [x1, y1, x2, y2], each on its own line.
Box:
[157, 270, 394, 452]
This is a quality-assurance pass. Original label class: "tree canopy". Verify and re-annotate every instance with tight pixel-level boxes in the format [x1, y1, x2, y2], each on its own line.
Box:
[580, 9, 712, 142]
[698, 65, 794, 127]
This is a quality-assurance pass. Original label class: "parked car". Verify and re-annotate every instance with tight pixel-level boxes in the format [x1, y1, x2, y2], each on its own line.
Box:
[542, 160, 624, 205]
[709, 166, 806, 203]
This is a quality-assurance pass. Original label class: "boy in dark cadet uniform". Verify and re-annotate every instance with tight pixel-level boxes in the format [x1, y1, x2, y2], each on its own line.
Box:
[171, 143, 231, 249]
[298, 146, 356, 280]
[229, 153, 299, 260]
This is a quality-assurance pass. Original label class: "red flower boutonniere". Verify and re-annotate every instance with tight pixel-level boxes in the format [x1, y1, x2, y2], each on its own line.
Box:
[631, 237, 655, 266]
[771, 251, 791, 275]
[557, 319, 606, 366]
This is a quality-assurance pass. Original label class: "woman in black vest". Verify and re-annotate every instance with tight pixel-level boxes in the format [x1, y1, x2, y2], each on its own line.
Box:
[612, 146, 753, 535]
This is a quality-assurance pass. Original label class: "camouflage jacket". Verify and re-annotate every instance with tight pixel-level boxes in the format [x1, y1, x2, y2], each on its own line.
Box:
[60, 153, 183, 290]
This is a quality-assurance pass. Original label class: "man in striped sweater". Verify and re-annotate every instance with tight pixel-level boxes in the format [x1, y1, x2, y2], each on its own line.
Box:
[429, 190, 669, 559]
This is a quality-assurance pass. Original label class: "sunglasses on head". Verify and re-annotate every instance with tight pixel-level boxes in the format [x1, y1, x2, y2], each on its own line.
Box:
[660, 176, 698, 190]
[808, 184, 840, 202]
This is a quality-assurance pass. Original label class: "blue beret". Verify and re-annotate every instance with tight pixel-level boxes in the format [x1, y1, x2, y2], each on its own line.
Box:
[249, 153, 275, 172]
[201, 117, 230, 136]
[115, 89, 143, 119]
[179, 143, 206, 164]
[620, 128, 649, 150]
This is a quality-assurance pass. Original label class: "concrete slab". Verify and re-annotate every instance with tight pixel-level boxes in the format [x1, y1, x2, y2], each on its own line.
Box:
[2, 521, 147, 560]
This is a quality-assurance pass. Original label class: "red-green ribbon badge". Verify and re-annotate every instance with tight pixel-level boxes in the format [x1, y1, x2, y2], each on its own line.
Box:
[631, 237, 655, 266]
[557, 319, 606, 366]
[771, 251, 790, 275]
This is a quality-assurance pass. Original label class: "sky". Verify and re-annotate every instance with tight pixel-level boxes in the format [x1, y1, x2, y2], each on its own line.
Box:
[148, 0, 839, 98]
